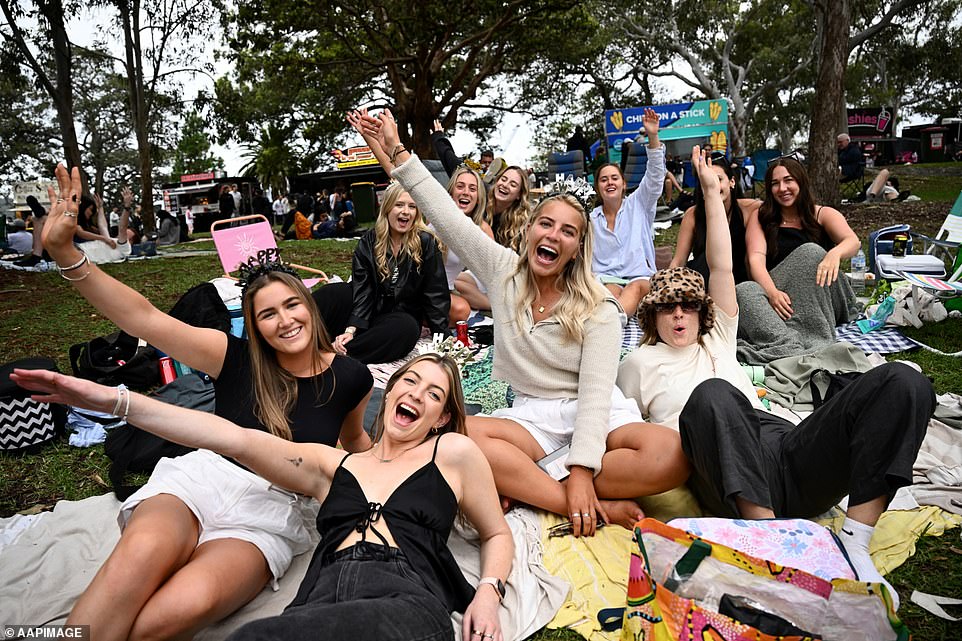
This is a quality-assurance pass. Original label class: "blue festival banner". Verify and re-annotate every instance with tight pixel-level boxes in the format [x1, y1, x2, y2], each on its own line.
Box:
[604, 99, 729, 164]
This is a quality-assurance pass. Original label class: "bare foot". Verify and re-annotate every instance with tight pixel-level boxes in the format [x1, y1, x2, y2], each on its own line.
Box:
[600, 499, 645, 529]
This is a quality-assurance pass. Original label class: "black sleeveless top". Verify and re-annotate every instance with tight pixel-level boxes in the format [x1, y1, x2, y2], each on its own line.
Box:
[768, 226, 833, 271]
[688, 207, 749, 286]
[289, 434, 474, 613]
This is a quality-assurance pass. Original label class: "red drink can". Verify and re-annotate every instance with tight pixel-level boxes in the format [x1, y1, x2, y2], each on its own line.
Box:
[456, 321, 469, 346]
[158, 356, 177, 385]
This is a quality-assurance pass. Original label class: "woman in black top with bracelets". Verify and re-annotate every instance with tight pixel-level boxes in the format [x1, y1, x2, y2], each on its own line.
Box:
[13, 352, 514, 641]
[40, 164, 374, 641]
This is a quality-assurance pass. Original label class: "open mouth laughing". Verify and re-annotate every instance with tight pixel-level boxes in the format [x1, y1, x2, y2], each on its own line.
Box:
[395, 402, 420, 426]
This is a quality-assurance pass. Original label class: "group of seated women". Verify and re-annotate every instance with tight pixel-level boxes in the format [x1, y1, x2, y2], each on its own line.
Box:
[22, 110, 933, 639]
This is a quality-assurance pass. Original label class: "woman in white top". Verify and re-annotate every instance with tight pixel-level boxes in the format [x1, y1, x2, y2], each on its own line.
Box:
[589, 108, 666, 315]
[617, 147, 933, 611]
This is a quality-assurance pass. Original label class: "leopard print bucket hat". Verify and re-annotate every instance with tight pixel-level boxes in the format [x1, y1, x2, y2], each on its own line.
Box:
[638, 267, 715, 334]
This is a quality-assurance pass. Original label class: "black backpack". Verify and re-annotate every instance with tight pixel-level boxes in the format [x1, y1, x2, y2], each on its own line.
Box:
[0, 357, 68, 453]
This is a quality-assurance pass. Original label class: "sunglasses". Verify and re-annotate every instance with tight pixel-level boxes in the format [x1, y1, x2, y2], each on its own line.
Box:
[778, 150, 804, 163]
[709, 150, 728, 161]
[654, 301, 702, 314]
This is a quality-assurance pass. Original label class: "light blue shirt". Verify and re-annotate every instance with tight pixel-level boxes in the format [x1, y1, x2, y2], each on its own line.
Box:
[589, 145, 666, 280]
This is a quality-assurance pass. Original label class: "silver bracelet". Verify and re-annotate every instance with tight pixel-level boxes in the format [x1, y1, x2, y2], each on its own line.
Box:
[112, 384, 127, 416]
[60, 266, 92, 282]
[122, 387, 131, 423]
[58, 253, 88, 271]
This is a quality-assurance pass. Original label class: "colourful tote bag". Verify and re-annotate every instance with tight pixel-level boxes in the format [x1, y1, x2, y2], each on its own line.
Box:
[612, 518, 907, 641]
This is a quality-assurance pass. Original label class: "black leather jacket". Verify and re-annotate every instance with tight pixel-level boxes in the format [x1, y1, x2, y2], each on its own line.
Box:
[348, 229, 450, 335]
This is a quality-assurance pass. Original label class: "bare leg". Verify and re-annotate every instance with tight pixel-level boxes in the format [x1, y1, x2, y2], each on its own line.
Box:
[467, 416, 567, 514]
[617, 279, 650, 316]
[847, 495, 886, 527]
[454, 272, 491, 311]
[866, 168, 890, 202]
[117, 207, 130, 245]
[66, 495, 200, 641]
[129, 539, 270, 641]
[448, 292, 471, 326]
[32, 216, 46, 256]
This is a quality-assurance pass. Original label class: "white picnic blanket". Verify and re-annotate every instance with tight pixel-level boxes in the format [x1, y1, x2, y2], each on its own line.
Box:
[0, 494, 567, 641]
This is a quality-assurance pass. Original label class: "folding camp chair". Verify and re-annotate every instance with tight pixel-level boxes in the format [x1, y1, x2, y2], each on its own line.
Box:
[210, 215, 328, 288]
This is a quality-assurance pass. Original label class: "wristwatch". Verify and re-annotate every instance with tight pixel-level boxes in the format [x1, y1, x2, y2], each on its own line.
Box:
[478, 577, 506, 602]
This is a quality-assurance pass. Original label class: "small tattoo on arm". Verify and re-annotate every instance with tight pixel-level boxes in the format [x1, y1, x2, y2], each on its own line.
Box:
[287, 456, 303, 467]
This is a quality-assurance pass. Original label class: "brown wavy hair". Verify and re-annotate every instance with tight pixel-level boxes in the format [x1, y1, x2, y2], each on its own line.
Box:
[242, 270, 335, 440]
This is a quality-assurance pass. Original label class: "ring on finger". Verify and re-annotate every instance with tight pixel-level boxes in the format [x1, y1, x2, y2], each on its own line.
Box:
[472, 631, 483, 637]
[483, 634, 494, 639]
[64, 213, 77, 218]
[571, 513, 582, 519]
[56, 198, 65, 204]
[581, 512, 590, 518]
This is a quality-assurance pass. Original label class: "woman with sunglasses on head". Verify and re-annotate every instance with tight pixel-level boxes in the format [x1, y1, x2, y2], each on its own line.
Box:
[735, 156, 860, 363]
[618, 148, 933, 613]
[669, 154, 760, 286]
[350, 108, 688, 538]
[40, 165, 374, 641]
[589, 108, 666, 315]
[12, 352, 513, 641]
[317, 182, 450, 364]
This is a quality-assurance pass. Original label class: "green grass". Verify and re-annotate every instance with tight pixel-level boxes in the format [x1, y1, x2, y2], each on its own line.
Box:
[2, 224, 962, 640]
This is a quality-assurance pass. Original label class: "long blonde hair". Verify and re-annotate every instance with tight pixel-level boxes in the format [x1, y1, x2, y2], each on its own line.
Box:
[370, 353, 467, 443]
[487, 166, 530, 252]
[511, 194, 608, 343]
[374, 182, 427, 280]
[242, 270, 335, 440]
[448, 166, 487, 226]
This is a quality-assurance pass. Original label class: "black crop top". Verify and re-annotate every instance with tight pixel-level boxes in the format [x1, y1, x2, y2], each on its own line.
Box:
[768, 226, 833, 271]
[213, 334, 373, 444]
[290, 434, 475, 613]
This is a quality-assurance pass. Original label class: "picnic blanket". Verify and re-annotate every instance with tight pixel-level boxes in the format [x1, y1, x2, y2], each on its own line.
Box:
[0, 494, 567, 641]
[735, 244, 861, 365]
[835, 320, 920, 354]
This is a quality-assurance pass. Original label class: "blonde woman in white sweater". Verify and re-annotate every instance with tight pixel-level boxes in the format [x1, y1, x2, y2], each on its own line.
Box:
[349, 109, 688, 537]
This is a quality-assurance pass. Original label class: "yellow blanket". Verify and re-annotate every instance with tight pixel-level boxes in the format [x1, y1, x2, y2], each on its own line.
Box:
[542, 493, 961, 641]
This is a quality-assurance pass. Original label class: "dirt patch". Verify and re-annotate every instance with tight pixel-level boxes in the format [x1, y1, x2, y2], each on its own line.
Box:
[839, 200, 951, 240]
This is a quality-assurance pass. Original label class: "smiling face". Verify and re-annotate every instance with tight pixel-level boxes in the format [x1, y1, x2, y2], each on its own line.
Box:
[654, 301, 703, 348]
[493, 168, 524, 207]
[252, 280, 314, 356]
[768, 165, 800, 209]
[595, 164, 626, 204]
[386, 190, 418, 239]
[526, 199, 584, 280]
[382, 360, 451, 443]
[450, 171, 480, 214]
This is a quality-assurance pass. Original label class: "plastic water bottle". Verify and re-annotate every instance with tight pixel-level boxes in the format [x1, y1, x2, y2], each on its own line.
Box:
[850, 248, 866, 295]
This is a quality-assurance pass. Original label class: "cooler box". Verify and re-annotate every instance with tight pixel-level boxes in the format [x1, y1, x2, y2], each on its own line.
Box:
[876, 254, 946, 280]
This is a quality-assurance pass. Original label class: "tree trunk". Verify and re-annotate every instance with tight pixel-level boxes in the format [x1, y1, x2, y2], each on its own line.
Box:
[808, 0, 852, 206]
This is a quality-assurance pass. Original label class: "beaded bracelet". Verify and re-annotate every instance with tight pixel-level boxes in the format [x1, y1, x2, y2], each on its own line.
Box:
[389, 144, 407, 165]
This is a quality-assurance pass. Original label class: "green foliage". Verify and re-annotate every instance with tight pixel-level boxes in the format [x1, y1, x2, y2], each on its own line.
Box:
[214, 0, 597, 161]
[0, 41, 58, 179]
[169, 110, 225, 181]
[239, 123, 306, 195]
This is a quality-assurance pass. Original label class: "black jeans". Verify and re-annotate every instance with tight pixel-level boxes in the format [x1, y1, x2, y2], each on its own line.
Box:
[312, 281, 421, 364]
[679, 362, 934, 518]
[228, 543, 453, 641]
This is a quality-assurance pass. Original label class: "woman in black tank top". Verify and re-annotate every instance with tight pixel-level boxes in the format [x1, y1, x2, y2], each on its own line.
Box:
[14, 353, 514, 641]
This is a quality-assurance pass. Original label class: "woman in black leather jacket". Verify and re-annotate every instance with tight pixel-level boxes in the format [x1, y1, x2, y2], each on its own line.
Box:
[314, 182, 450, 364]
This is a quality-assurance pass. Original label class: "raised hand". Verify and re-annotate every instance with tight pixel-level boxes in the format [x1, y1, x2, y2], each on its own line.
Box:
[121, 186, 133, 208]
[642, 107, 660, 143]
[690, 145, 716, 186]
[10, 368, 116, 416]
[375, 108, 401, 149]
[42, 163, 83, 254]
[347, 109, 386, 153]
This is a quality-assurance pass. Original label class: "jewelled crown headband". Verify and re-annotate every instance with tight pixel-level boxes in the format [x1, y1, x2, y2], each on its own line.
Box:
[542, 174, 596, 213]
[235, 255, 299, 296]
[418, 334, 476, 373]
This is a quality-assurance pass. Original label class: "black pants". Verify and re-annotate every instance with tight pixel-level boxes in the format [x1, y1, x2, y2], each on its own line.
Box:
[679, 363, 934, 518]
[312, 282, 421, 364]
[228, 544, 453, 641]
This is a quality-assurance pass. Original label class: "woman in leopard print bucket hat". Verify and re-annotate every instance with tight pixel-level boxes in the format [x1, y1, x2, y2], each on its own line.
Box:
[618, 147, 933, 611]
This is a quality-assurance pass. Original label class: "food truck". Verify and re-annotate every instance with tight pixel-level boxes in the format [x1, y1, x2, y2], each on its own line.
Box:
[160, 172, 260, 233]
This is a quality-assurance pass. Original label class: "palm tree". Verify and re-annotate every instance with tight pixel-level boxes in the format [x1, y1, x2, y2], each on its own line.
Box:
[239, 123, 303, 195]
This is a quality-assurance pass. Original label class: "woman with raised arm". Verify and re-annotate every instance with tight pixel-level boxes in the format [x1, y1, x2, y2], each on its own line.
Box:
[669, 154, 759, 286]
[12, 353, 513, 641]
[349, 108, 688, 538]
[40, 164, 374, 641]
[618, 148, 933, 612]
[589, 108, 666, 315]
[735, 156, 860, 363]
[317, 182, 450, 364]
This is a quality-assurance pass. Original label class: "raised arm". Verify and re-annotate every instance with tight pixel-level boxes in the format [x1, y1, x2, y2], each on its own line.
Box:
[814, 206, 861, 287]
[346, 109, 514, 284]
[622, 109, 666, 221]
[43, 165, 229, 376]
[693, 147, 736, 317]
[11, 369, 340, 500]
[431, 120, 461, 176]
